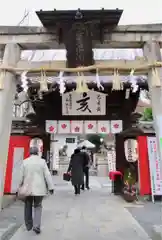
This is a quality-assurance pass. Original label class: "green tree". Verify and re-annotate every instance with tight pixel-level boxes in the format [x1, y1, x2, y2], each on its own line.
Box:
[142, 107, 153, 121]
[87, 134, 101, 151]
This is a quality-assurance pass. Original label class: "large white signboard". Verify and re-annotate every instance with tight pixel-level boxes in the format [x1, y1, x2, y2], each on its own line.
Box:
[147, 137, 162, 199]
[62, 90, 106, 116]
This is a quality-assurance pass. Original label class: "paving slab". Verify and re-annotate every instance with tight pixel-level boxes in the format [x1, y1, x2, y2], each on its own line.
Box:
[10, 176, 151, 240]
[127, 200, 162, 239]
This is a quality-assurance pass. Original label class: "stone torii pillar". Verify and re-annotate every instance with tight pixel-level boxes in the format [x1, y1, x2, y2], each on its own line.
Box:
[0, 44, 21, 209]
[143, 41, 162, 166]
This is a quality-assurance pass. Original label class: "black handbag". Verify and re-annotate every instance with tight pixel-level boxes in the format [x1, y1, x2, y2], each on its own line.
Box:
[63, 173, 71, 181]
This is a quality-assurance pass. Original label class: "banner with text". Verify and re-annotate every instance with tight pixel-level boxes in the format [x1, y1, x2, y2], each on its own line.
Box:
[147, 137, 162, 196]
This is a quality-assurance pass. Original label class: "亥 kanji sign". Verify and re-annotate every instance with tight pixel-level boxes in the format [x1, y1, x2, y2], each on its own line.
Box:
[62, 90, 106, 116]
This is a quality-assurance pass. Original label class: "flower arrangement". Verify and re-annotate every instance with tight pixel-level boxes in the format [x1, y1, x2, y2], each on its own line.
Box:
[123, 168, 137, 202]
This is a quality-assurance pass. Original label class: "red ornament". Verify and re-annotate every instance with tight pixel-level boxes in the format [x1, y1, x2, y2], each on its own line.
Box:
[74, 126, 80, 132]
[113, 123, 119, 129]
[49, 126, 54, 132]
[88, 124, 93, 129]
[61, 124, 67, 129]
[101, 127, 106, 132]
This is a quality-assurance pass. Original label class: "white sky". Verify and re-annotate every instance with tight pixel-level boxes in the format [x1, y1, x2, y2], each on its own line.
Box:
[0, 0, 162, 26]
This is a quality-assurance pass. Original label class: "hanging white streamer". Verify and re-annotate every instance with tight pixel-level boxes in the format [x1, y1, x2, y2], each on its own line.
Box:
[96, 69, 104, 91]
[130, 69, 139, 93]
[21, 71, 28, 92]
[59, 71, 65, 95]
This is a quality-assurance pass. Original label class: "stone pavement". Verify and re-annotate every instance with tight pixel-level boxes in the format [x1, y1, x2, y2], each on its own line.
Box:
[0, 200, 23, 240]
[10, 176, 152, 240]
[126, 201, 162, 239]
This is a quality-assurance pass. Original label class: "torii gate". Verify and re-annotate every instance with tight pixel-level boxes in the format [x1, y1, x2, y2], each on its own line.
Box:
[0, 10, 162, 208]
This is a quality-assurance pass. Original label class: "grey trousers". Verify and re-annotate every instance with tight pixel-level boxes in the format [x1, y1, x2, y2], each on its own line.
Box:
[24, 196, 43, 230]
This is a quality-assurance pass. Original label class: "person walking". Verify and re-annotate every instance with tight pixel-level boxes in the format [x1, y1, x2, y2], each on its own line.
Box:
[67, 148, 84, 195]
[81, 146, 91, 190]
[18, 147, 54, 234]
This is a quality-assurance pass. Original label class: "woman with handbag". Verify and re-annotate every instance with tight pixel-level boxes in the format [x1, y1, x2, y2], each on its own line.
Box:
[67, 148, 84, 195]
[18, 147, 54, 234]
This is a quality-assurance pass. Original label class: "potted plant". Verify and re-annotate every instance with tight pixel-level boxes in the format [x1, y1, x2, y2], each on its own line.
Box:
[123, 168, 137, 202]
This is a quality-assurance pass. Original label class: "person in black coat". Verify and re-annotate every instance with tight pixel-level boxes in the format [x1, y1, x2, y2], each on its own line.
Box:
[81, 146, 91, 190]
[67, 148, 84, 195]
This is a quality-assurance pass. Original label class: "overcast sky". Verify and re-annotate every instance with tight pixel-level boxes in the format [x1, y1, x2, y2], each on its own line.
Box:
[0, 0, 162, 26]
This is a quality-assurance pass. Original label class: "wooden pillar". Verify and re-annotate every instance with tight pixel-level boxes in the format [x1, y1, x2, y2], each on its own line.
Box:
[42, 134, 50, 165]
[0, 44, 21, 209]
[143, 41, 162, 166]
[114, 134, 125, 194]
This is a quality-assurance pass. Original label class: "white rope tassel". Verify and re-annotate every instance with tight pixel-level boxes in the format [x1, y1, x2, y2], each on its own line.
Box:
[96, 69, 104, 91]
[40, 69, 48, 92]
[151, 67, 161, 87]
[0, 70, 6, 90]
[112, 69, 123, 91]
[59, 71, 65, 95]
[76, 72, 89, 93]
[81, 72, 89, 92]
[75, 73, 83, 93]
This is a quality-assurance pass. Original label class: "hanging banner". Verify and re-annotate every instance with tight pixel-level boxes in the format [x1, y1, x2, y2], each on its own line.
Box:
[147, 136, 162, 196]
[62, 90, 106, 116]
[71, 121, 83, 134]
[111, 120, 123, 134]
[137, 136, 151, 196]
[45, 120, 57, 134]
[155, 115, 162, 176]
[58, 120, 70, 134]
[84, 121, 97, 134]
[97, 121, 110, 134]
[107, 148, 116, 172]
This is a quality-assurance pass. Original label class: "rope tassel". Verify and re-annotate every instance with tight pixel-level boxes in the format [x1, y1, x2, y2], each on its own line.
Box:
[75, 72, 89, 93]
[112, 69, 123, 91]
[40, 69, 48, 92]
[0, 70, 6, 90]
[151, 67, 161, 87]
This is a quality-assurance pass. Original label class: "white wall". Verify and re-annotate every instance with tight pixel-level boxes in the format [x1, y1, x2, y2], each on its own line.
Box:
[51, 134, 78, 170]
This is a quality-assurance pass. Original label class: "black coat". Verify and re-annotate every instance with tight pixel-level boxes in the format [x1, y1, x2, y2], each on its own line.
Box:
[68, 152, 84, 186]
[82, 151, 91, 170]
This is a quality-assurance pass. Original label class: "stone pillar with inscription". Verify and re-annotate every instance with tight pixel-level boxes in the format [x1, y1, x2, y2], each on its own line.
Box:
[0, 44, 21, 209]
[143, 41, 162, 168]
[96, 154, 109, 177]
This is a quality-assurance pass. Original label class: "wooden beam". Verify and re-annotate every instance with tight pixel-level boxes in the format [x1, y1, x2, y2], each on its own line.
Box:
[0, 24, 162, 49]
